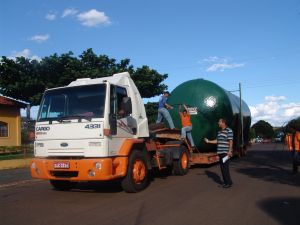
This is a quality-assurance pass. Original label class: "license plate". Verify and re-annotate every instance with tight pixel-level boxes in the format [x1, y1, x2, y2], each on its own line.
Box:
[53, 161, 70, 169]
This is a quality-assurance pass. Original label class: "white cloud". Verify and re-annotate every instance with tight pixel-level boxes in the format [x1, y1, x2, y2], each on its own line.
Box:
[265, 95, 286, 102]
[250, 95, 300, 127]
[45, 13, 56, 21]
[77, 9, 111, 27]
[282, 103, 300, 117]
[207, 62, 244, 72]
[62, 8, 79, 18]
[9, 49, 41, 61]
[201, 56, 245, 72]
[29, 34, 50, 43]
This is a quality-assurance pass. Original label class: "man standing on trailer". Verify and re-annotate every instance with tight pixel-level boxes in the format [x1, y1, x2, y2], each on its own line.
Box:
[179, 104, 195, 150]
[204, 118, 233, 188]
[156, 91, 175, 129]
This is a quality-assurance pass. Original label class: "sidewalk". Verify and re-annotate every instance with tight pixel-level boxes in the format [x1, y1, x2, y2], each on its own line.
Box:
[0, 158, 32, 170]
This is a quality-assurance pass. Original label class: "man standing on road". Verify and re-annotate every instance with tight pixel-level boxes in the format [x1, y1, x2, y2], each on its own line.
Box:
[285, 125, 300, 174]
[204, 118, 233, 188]
[292, 130, 300, 174]
[156, 91, 175, 129]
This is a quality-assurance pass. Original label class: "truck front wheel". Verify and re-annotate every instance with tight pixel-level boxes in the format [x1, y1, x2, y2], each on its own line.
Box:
[121, 150, 149, 193]
[50, 180, 76, 191]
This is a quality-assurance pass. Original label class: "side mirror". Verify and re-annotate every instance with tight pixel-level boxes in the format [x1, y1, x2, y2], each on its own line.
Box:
[109, 113, 117, 135]
[122, 97, 132, 115]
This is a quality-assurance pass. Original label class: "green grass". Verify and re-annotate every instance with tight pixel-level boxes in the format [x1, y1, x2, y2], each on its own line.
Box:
[0, 152, 34, 160]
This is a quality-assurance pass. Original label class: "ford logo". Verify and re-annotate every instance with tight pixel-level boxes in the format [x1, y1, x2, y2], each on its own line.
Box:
[60, 143, 68, 147]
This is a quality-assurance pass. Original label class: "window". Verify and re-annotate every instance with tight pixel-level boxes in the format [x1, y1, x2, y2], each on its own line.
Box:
[110, 85, 128, 118]
[37, 84, 106, 121]
[0, 121, 8, 137]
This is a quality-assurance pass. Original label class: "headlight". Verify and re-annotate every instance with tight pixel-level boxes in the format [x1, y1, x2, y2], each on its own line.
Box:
[88, 170, 96, 177]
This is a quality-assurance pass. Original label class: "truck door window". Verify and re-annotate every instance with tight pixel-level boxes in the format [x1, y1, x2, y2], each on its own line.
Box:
[110, 85, 128, 118]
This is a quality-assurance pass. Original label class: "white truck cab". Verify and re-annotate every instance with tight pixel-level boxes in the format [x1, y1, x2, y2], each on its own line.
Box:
[34, 72, 149, 158]
[31, 72, 152, 190]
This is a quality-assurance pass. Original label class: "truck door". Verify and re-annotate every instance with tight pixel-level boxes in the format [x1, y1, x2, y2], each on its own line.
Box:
[108, 85, 136, 155]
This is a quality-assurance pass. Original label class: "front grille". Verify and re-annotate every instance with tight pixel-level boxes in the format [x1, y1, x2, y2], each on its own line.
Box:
[50, 171, 78, 178]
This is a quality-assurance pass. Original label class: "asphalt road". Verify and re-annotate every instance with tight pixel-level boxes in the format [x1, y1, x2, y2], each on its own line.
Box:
[1, 143, 299, 225]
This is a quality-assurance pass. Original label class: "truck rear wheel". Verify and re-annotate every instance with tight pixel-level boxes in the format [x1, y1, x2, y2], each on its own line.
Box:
[121, 150, 149, 193]
[50, 180, 76, 191]
[173, 146, 190, 175]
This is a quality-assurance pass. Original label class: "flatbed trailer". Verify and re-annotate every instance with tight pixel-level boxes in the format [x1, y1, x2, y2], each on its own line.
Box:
[146, 127, 219, 170]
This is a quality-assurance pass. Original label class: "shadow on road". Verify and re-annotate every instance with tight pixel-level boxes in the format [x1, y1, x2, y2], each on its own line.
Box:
[60, 180, 124, 193]
[235, 145, 300, 187]
[204, 170, 223, 185]
[237, 166, 300, 186]
[53, 169, 177, 193]
[257, 197, 300, 225]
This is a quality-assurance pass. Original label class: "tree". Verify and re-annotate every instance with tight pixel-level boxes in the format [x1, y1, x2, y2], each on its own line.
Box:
[0, 56, 43, 104]
[249, 127, 256, 140]
[144, 102, 158, 124]
[251, 120, 274, 139]
[284, 117, 300, 133]
[0, 48, 168, 106]
[131, 66, 167, 98]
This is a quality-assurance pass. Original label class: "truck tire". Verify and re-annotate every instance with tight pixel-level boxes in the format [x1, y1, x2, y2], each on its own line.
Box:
[173, 146, 190, 175]
[121, 149, 149, 193]
[50, 180, 76, 191]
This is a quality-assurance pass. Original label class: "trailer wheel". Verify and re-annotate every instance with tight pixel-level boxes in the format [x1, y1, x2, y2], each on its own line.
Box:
[173, 146, 190, 175]
[50, 180, 76, 191]
[121, 150, 149, 193]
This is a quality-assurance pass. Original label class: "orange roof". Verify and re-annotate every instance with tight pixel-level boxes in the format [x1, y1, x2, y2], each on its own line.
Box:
[0, 96, 27, 108]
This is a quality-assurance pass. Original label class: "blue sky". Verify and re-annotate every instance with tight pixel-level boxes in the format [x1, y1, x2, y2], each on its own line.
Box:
[1, 0, 300, 126]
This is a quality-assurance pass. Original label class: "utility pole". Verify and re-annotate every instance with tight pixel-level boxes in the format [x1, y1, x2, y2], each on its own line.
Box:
[239, 83, 244, 150]
[26, 104, 31, 120]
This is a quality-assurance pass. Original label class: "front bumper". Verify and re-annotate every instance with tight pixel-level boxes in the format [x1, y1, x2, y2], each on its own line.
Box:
[30, 157, 128, 181]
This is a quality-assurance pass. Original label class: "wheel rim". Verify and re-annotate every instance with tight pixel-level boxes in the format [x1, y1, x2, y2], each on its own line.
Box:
[181, 151, 188, 169]
[132, 159, 146, 184]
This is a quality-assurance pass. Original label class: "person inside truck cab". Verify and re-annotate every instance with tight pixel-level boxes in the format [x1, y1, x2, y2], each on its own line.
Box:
[117, 96, 137, 135]
[156, 91, 175, 129]
[117, 97, 127, 118]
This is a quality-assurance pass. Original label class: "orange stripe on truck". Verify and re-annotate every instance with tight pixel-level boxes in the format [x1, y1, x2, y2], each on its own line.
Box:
[118, 138, 145, 156]
[30, 157, 128, 181]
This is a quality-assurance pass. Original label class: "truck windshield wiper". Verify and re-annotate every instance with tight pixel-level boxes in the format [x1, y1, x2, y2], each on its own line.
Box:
[38, 118, 62, 124]
[59, 115, 92, 122]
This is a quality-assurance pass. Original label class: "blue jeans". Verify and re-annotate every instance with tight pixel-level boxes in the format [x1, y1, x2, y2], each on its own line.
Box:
[181, 126, 195, 147]
[156, 108, 175, 129]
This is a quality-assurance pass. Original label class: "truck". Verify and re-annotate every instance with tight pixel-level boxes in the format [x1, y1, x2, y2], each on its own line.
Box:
[30, 72, 219, 192]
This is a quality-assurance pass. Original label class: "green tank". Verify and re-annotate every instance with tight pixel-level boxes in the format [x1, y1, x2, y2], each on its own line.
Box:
[167, 79, 251, 152]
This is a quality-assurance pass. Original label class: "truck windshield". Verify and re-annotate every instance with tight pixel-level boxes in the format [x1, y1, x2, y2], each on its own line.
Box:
[37, 84, 106, 121]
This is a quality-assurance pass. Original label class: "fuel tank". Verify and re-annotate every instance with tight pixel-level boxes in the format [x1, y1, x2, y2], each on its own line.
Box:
[167, 79, 251, 152]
